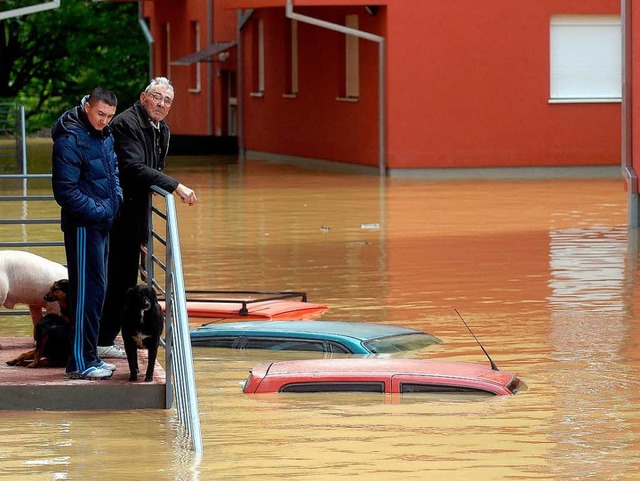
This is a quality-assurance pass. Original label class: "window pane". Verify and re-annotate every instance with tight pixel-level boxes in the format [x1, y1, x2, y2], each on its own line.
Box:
[281, 382, 385, 393]
[191, 337, 237, 348]
[401, 383, 495, 395]
[364, 333, 442, 353]
[244, 338, 326, 352]
[550, 15, 621, 100]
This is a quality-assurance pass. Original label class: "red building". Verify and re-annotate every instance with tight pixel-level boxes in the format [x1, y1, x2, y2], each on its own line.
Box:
[143, 0, 621, 176]
[141, 0, 238, 152]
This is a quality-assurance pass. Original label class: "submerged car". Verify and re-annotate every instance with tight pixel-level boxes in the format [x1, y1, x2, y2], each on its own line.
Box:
[190, 320, 442, 354]
[242, 358, 525, 396]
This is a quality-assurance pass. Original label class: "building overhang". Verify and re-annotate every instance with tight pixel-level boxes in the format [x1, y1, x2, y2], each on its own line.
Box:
[171, 41, 238, 65]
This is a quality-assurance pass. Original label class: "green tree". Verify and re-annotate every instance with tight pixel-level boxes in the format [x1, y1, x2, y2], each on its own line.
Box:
[0, 0, 148, 132]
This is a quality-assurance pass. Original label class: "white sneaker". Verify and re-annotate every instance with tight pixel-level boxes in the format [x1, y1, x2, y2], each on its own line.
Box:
[66, 366, 113, 380]
[96, 361, 117, 371]
[97, 344, 127, 359]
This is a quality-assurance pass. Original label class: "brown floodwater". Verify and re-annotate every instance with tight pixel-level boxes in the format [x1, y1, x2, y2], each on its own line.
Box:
[1, 158, 639, 480]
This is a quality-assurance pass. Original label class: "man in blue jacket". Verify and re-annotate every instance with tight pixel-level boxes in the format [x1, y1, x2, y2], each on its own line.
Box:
[52, 87, 123, 380]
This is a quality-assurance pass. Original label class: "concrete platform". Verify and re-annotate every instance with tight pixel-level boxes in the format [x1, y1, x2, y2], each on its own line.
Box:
[0, 337, 167, 411]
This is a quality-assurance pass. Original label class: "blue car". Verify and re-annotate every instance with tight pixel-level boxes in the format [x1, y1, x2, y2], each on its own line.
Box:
[190, 320, 442, 354]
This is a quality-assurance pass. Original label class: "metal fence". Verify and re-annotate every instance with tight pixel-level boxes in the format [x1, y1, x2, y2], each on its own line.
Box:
[0, 103, 26, 174]
[0, 120, 202, 452]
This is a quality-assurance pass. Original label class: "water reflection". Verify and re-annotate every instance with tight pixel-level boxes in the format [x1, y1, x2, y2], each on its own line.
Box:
[2, 160, 640, 479]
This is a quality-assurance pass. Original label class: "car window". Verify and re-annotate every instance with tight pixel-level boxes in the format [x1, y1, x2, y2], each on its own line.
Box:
[363, 333, 442, 353]
[327, 342, 350, 354]
[244, 338, 327, 352]
[280, 382, 385, 393]
[191, 336, 238, 348]
[400, 383, 496, 396]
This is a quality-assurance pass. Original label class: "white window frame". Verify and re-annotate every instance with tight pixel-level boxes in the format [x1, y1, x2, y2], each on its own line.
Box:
[549, 14, 621, 103]
[189, 21, 201, 93]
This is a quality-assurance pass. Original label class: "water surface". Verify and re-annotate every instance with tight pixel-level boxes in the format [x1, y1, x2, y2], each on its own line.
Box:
[0, 159, 637, 480]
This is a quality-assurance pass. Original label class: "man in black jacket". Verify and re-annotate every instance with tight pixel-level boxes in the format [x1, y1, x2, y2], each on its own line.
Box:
[98, 77, 197, 358]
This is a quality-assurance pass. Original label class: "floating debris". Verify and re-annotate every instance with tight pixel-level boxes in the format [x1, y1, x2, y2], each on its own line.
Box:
[320, 226, 330, 233]
[360, 223, 380, 229]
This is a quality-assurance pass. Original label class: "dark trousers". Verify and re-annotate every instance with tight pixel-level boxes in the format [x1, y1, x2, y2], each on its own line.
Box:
[98, 236, 142, 346]
[64, 226, 109, 373]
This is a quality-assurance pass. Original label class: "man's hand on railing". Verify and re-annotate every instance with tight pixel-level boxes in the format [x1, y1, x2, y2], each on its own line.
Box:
[175, 183, 198, 206]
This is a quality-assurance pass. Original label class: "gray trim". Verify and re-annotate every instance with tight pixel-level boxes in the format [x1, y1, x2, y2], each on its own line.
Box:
[245, 150, 621, 179]
[388, 166, 622, 180]
[245, 150, 379, 175]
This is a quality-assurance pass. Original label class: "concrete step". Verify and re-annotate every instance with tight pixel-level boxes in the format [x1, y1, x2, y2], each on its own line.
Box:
[0, 337, 167, 411]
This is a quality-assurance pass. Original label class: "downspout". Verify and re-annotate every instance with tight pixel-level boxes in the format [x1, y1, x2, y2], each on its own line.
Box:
[237, 9, 254, 161]
[138, 1, 154, 80]
[207, 0, 213, 135]
[622, 0, 637, 227]
[285, 0, 387, 176]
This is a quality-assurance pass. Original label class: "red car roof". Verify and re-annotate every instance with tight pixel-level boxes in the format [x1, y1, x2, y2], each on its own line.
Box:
[245, 358, 522, 396]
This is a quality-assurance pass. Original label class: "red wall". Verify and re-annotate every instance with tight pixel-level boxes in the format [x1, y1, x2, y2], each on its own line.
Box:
[237, 0, 620, 170]
[144, 0, 209, 135]
[240, 7, 382, 167]
[386, 0, 620, 169]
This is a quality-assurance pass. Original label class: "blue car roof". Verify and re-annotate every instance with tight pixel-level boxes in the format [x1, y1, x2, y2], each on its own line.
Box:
[190, 320, 427, 342]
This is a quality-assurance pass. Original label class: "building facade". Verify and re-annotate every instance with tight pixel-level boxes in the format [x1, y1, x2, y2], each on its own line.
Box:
[144, 0, 622, 175]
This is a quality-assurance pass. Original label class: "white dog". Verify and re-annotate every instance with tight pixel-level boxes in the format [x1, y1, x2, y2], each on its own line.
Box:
[0, 250, 68, 325]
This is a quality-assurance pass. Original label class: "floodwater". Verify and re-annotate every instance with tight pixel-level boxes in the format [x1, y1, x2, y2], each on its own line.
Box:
[1, 158, 639, 480]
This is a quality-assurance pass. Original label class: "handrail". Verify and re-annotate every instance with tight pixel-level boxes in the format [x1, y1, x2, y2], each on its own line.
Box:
[149, 186, 203, 453]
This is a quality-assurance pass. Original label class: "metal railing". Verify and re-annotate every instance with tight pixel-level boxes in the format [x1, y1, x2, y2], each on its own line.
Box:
[0, 103, 26, 172]
[0, 128, 202, 452]
[147, 186, 203, 453]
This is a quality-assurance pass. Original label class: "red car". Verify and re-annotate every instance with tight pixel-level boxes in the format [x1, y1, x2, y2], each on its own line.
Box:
[243, 358, 525, 396]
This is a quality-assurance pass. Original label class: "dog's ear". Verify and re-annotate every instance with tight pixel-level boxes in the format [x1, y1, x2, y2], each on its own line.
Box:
[148, 287, 158, 302]
[59, 279, 69, 292]
[124, 286, 137, 302]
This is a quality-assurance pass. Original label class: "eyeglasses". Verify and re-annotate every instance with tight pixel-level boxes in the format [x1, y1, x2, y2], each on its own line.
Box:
[148, 92, 173, 107]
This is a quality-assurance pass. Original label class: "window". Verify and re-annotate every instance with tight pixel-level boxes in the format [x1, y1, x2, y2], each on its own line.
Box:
[327, 342, 350, 354]
[190, 337, 238, 348]
[340, 14, 360, 100]
[189, 21, 201, 92]
[283, 19, 298, 97]
[280, 382, 385, 393]
[549, 15, 621, 103]
[401, 383, 495, 395]
[244, 338, 326, 352]
[250, 18, 265, 96]
[364, 333, 443, 354]
[159, 22, 171, 78]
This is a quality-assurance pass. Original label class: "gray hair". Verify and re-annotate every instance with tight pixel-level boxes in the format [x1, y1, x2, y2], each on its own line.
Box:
[144, 77, 174, 95]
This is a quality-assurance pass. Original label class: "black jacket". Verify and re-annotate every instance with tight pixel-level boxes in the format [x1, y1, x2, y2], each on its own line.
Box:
[110, 101, 179, 241]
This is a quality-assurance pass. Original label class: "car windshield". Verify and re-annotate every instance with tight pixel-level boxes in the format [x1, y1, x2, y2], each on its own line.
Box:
[363, 333, 442, 353]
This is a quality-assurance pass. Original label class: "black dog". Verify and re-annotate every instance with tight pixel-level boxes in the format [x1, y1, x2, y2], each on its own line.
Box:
[7, 279, 71, 368]
[121, 284, 164, 382]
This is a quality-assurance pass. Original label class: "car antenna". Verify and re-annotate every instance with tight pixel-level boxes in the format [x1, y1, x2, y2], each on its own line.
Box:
[454, 309, 499, 371]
